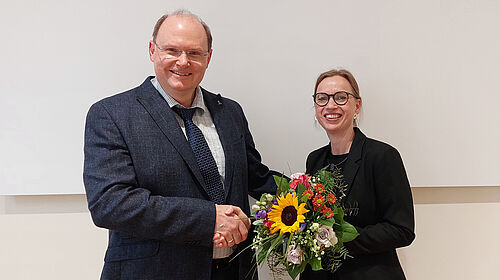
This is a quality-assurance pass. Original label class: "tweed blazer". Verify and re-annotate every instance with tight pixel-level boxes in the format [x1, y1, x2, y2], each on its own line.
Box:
[83, 77, 278, 280]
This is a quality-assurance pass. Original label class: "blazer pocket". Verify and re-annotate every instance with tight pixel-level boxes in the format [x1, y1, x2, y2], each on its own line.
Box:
[104, 241, 160, 262]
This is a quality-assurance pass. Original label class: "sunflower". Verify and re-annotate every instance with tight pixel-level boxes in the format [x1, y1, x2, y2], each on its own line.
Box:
[268, 192, 309, 234]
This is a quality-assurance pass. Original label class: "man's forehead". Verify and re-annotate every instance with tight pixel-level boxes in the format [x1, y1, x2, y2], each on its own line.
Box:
[156, 15, 208, 48]
[161, 15, 203, 32]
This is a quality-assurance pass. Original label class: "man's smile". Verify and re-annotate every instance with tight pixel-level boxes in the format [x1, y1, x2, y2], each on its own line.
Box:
[170, 70, 192, 76]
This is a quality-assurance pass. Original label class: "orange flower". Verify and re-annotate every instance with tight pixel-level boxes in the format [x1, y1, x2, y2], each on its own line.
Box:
[312, 194, 325, 211]
[302, 189, 314, 200]
[321, 205, 334, 219]
[314, 184, 325, 194]
[326, 194, 337, 204]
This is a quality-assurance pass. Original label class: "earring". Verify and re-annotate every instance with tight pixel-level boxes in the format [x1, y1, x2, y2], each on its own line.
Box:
[354, 114, 358, 120]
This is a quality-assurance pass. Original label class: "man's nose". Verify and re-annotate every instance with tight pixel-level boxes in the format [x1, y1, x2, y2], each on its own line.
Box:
[176, 52, 190, 66]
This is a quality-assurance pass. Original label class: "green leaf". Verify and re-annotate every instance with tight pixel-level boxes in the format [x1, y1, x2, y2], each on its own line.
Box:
[257, 248, 267, 264]
[288, 262, 307, 280]
[316, 168, 335, 188]
[264, 234, 285, 261]
[257, 248, 270, 264]
[341, 221, 359, 243]
[333, 207, 345, 224]
[296, 183, 306, 200]
[318, 218, 335, 227]
[274, 175, 290, 196]
[310, 257, 323, 271]
[256, 235, 275, 264]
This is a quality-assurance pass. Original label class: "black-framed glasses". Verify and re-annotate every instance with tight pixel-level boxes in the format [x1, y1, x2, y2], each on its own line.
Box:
[312, 91, 359, 106]
[153, 41, 209, 62]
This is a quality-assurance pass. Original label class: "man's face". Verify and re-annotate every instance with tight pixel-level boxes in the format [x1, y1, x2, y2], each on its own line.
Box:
[149, 15, 211, 103]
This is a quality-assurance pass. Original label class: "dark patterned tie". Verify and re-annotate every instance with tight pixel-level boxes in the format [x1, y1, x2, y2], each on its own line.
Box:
[172, 107, 225, 204]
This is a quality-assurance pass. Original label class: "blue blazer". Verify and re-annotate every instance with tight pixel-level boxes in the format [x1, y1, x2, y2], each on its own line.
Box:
[83, 77, 278, 280]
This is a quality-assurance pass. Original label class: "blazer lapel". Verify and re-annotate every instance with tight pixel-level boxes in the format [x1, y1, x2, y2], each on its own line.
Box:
[202, 88, 236, 201]
[306, 144, 330, 175]
[342, 128, 366, 198]
[134, 78, 207, 194]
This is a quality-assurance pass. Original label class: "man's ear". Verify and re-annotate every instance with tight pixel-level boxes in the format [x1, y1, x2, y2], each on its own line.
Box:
[206, 49, 213, 67]
[148, 41, 155, 62]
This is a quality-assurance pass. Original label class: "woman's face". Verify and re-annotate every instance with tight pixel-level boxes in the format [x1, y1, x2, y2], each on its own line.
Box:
[314, 75, 361, 136]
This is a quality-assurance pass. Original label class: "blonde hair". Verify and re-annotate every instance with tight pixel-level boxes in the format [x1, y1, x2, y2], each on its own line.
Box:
[314, 69, 361, 99]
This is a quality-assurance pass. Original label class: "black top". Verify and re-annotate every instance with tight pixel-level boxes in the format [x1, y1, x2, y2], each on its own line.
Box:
[300, 128, 415, 280]
[326, 152, 348, 171]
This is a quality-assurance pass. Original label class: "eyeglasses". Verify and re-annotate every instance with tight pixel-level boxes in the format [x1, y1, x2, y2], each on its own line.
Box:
[312, 91, 360, 106]
[153, 41, 209, 62]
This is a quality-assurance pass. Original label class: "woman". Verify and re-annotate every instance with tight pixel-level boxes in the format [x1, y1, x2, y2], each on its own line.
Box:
[300, 69, 415, 280]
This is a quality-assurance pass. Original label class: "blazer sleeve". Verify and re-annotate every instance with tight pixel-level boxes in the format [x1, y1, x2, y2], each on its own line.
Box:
[345, 147, 415, 255]
[83, 102, 216, 248]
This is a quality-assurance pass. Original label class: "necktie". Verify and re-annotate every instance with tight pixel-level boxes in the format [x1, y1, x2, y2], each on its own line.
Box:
[172, 107, 225, 204]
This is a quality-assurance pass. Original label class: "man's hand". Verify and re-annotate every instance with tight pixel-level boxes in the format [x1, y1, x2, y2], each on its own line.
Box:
[213, 205, 251, 248]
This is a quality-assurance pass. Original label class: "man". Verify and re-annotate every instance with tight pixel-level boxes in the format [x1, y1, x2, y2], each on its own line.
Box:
[83, 10, 279, 280]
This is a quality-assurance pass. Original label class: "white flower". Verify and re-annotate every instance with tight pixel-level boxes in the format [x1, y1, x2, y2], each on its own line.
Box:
[315, 225, 338, 248]
[251, 204, 260, 211]
[286, 244, 304, 265]
[290, 172, 305, 180]
[265, 194, 274, 202]
[310, 222, 320, 231]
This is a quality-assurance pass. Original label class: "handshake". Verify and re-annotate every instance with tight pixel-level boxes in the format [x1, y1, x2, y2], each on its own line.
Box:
[212, 205, 251, 248]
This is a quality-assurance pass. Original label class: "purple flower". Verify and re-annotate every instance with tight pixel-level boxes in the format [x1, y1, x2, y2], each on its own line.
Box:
[315, 225, 338, 247]
[256, 209, 267, 219]
[272, 197, 278, 205]
[299, 223, 306, 232]
[286, 244, 303, 265]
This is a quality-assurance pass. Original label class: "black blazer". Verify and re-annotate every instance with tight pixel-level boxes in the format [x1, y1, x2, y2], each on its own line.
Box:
[301, 128, 415, 280]
[83, 77, 278, 280]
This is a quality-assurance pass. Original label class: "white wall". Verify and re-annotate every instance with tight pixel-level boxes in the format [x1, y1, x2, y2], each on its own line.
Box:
[0, 195, 106, 279]
[2, 188, 500, 280]
[2, 0, 500, 195]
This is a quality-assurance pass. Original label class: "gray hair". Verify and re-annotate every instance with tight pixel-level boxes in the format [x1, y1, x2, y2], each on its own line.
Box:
[152, 9, 213, 50]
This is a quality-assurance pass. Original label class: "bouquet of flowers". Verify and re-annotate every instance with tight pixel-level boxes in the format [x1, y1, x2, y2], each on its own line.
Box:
[250, 168, 359, 279]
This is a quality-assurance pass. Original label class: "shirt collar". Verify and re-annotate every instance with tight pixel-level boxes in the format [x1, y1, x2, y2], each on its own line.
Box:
[150, 77, 206, 113]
